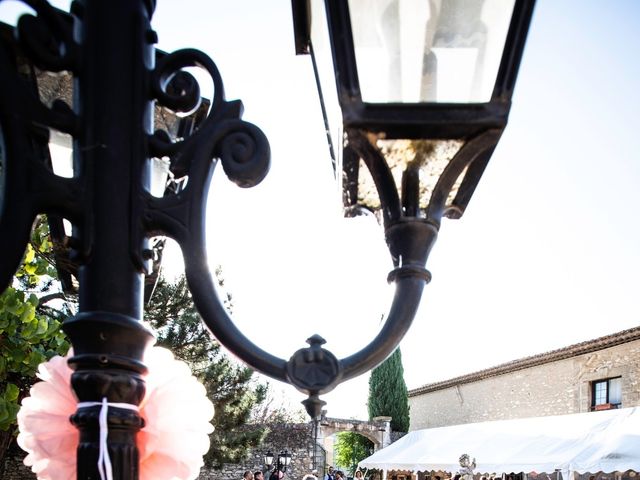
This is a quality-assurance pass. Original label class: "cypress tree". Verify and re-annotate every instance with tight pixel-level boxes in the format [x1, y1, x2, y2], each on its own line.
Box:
[367, 348, 410, 432]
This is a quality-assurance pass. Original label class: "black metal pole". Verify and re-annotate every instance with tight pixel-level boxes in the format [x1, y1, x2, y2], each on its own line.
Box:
[61, 1, 155, 479]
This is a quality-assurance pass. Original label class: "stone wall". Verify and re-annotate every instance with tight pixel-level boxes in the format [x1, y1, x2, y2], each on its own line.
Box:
[199, 423, 316, 480]
[2, 422, 316, 480]
[409, 338, 640, 430]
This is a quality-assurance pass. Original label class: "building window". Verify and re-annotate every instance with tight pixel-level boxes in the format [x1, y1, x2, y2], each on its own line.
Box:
[591, 377, 622, 410]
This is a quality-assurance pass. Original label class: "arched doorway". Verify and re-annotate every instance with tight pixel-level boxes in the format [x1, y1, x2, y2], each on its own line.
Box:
[312, 412, 393, 478]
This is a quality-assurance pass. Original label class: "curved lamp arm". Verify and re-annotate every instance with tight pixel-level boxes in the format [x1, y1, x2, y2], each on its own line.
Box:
[143, 47, 460, 419]
[143, 43, 504, 417]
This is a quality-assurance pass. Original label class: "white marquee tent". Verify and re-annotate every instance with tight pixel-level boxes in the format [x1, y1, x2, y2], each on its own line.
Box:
[359, 407, 640, 478]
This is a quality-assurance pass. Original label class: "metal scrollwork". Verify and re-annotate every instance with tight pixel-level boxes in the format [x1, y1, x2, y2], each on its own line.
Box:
[15, 0, 77, 73]
[0, 0, 82, 291]
[151, 48, 222, 117]
[143, 46, 284, 390]
[148, 47, 270, 187]
[142, 44, 433, 418]
[216, 120, 270, 188]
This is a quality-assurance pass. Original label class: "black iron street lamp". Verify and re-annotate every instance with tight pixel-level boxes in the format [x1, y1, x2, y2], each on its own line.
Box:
[279, 450, 293, 473]
[287, 0, 534, 408]
[281, 450, 293, 472]
[0, 1, 534, 479]
[264, 451, 275, 470]
[264, 450, 292, 474]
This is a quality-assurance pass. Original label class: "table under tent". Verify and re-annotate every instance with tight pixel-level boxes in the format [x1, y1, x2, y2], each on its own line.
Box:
[359, 407, 640, 480]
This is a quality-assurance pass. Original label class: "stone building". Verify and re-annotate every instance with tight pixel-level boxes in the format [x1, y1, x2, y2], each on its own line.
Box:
[409, 327, 640, 431]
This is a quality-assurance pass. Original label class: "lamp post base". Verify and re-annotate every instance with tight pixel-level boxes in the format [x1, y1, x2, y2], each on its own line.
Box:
[63, 312, 154, 480]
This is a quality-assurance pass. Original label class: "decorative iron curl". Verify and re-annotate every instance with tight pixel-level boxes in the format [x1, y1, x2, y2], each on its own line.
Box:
[141, 99, 282, 392]
[151, 48, 224, 119]
[143, 111, 271, 240]
[12, 0, 77, 73]
[149, 47, 270, 188]
[216, 120, 270, 188]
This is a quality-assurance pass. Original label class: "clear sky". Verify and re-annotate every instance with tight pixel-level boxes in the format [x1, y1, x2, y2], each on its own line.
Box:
[2, 0, 639, 421]
[152, 0, 640, 419]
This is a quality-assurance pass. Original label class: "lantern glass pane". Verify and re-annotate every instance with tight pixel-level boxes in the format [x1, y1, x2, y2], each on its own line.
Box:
[310, 0, 343, 164]
[348, 0, 515, 103]
[356, 138, 463, 216]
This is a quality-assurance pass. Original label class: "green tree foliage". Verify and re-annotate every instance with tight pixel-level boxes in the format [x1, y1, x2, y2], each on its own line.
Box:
[0, 218, 72, 466]
[144, 274, 267, 467]
[0, 218, 268, 470]
[250, 383, 307, 424]
[367, 348, 410, 432]
[334, 432, 374, 475]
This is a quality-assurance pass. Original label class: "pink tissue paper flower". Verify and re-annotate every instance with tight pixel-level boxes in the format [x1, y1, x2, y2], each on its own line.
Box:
[17, 347, 215, 480]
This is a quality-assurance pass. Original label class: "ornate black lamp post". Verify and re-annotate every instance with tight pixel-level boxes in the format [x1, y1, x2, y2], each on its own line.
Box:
[276, 450, 291, 472]
[287, 0, 534, 409]
[264, 450, 292, 475]
[264, 451, 275, 470]
[279, 450, 293, 473]
[0, 1, 534, 479]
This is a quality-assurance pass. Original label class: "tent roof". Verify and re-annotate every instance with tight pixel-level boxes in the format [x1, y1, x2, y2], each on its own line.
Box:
[359, 407, 640, 475]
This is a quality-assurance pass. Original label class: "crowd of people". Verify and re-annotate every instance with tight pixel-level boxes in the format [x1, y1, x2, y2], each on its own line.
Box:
[324, 466, 362, 480]
[242, 468, 288, 480]
[241, 465, 366, 480]
[244, 471, 266, 480]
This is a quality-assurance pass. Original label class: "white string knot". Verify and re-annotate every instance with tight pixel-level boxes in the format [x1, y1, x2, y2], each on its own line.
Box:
[77, 398, 139, 480]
